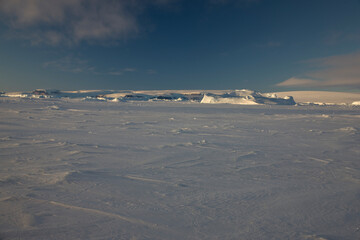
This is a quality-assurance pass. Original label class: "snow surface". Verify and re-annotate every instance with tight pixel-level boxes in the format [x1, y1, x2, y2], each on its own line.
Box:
[272, 91, 360, 105]
[0, 91, 360, 239]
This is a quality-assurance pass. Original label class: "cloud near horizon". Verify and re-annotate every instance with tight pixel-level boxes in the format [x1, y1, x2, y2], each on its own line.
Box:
[277, 51, 360, 89]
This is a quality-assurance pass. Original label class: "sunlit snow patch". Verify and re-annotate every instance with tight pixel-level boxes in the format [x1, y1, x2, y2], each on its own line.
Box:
[200, 89, 296, 105]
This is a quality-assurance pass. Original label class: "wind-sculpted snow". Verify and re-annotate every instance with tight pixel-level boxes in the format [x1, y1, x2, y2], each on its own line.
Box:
[0, 96, 359, 239]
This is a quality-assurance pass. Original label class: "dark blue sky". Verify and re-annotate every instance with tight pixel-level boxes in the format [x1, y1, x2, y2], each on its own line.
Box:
[1, 0, 360, 91]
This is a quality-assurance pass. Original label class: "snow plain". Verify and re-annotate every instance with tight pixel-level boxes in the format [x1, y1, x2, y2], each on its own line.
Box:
[0, 90, 360, 240]
[272, 91, 360, 105]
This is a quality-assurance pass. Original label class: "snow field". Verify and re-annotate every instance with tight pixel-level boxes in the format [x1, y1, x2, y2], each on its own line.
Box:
[0, 97, 359, 239]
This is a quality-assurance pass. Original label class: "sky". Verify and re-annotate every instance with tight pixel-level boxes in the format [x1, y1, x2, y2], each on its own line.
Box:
[0, 0, 360, 92]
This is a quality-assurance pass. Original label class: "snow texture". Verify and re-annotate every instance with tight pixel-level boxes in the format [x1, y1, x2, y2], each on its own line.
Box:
[0, 90, 360, 239]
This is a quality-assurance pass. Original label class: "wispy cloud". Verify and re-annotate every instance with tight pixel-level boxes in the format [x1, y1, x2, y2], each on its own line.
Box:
[256, 41, 282, 48]
[43, 55, 95, 73]
[277, 51, 360, 89]
[209, 0, 260, 4]
[0, 0, 260, 45]
[43, 54, 142, 77]
[123, 68, 136, 72]
[0, 0, 177, 45]
[147, 69, 157, 75]
[277, 77, 319, 87]
[43, 56, 140, 76]
[108, 71, 124, 76]
[324, 30, 360, 45]
[108, 68, 137, 76]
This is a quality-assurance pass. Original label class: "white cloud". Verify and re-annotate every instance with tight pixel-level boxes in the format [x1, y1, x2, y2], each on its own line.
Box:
[0, 0, 178, 45]
[0, 0, 260, 45]
[277, 51, 360, 89]
[0, 0, 79, 26]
